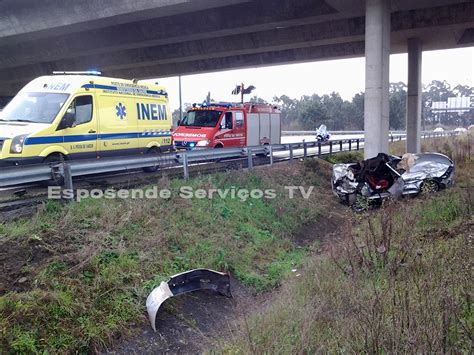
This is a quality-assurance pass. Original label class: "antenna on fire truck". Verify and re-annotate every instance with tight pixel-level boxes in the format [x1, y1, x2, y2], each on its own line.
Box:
[231, 83, 256, 104]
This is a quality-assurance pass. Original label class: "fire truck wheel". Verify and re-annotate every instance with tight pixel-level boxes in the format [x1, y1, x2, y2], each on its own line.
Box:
[213, 144, 224, 162]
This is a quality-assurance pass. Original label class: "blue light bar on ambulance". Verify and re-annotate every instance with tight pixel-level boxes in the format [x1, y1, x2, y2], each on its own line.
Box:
[52, 71, 102, 76]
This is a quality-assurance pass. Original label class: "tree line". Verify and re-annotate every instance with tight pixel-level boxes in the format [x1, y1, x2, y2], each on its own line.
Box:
[172, 80, 472, 130]
[271, 80, 472, 130]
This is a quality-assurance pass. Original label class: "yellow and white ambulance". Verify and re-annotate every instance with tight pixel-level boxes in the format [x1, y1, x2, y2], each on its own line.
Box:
[0, 72, 173, 167]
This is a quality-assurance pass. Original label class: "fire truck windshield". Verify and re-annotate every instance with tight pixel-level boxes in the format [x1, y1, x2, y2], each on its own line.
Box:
[180, 110, 222, 127]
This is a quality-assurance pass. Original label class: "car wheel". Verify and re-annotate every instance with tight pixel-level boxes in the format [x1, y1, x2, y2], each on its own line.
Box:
[143, 147, 161, 172]
[420, 179, 439, 195]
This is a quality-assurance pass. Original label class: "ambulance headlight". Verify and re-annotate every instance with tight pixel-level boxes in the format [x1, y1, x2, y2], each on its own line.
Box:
[10, 134, 27, 154]
[196, 140, 210, 147]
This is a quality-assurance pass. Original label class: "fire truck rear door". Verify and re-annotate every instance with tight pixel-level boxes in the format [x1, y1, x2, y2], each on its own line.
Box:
[246, 113, 259, 146]
[270, 113, 281, 144]
[259, 113, 271, 144]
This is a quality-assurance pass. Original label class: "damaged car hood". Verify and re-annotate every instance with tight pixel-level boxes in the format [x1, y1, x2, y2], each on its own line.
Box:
[332, 163, 354, 181]
[402, 153, 453, 181]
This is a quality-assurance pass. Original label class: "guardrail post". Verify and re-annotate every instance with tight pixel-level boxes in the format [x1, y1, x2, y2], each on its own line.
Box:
[303, 142, 307, 159]
[289, 145, 294, 163]
[348, 140, 352, 151]
[329, 141, 333, 155]
[63, 162, 74, 202]
[247, 147, 253, 169]
[269, 145, 274, 166]
[183, 153, 189, 180]
[339, 140, 343, 152]
[390, 135, 394, 142]
[318, 142, 321, 157]
[356, 139, 360, 150]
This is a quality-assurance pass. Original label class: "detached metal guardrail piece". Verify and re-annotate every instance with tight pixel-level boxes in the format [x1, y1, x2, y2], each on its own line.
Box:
[0, 131, 458, 189]
[146, 269, 231, 331]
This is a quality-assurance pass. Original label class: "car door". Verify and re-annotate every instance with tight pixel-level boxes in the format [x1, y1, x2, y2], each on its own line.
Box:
[216, 111, 235, 147]
[57, 94, 98, 159]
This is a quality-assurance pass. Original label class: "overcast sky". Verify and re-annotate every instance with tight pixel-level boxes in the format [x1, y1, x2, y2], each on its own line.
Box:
[151, 47, 473, 111]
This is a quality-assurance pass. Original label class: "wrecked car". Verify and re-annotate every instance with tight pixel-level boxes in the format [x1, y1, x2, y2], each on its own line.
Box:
[332, 152, 455, 211]
[146, 269, 231, 331]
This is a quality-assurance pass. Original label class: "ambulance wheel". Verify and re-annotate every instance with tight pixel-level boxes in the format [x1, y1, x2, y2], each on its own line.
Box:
[43, 153, 66, 186]
[143, 147, 161, 172]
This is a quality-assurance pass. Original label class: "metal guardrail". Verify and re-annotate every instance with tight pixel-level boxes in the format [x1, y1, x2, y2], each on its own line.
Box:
[282, 130, 448, 136]
[282, 130, 406, 136]
[0, 131, 458, 189]
[0, 164, 52, 187]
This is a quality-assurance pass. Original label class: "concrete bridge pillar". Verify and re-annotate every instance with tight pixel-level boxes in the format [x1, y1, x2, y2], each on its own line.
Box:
[406, 38, 422, 153]
[364, 0, 390, 159]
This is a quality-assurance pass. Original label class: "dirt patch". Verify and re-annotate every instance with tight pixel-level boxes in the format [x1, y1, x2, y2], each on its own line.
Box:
[105, 210, 350, 354]
[0, 238, 53, 294]
[292, 208, 347, 249]
[0, 226, 82, 295]
[103, 278, 257, 354]
[428, 220, 474, 241]
[0, 204, 41, 222]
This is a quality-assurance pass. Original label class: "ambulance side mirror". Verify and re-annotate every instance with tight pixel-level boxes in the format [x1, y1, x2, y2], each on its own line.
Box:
[57, 111, 76, 130]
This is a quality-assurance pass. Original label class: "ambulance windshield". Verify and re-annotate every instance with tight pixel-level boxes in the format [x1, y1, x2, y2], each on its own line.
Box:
[1, 92, 69, 124]
[180, 110, 222, 127]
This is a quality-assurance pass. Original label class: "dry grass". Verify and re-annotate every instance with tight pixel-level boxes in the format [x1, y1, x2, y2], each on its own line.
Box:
[221, 134, 474, 353]
[0, 159, 337, 353]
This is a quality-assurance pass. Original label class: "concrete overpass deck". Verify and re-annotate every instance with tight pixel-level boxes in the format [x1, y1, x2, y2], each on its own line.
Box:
[0, 0, 472, 96]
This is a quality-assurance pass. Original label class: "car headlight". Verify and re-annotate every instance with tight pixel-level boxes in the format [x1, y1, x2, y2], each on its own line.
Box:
[10, 134, 28, 154]
[196, 140, 210, 147]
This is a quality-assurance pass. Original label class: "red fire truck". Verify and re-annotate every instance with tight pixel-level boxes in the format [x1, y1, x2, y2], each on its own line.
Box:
[173, 102, 281, 150]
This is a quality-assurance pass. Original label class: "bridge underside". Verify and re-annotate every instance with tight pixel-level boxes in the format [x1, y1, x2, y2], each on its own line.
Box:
[0, 0, 472, 95]
[0, 0, 473, 155]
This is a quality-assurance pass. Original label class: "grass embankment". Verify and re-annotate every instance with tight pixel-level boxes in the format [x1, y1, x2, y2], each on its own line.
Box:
[223, 134, 473, 353]
[0, 160, 335, 352]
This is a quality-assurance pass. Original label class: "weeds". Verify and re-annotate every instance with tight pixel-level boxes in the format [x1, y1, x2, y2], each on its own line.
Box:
[222, 135, 474, 353]
[0, 162, 333, 352]
[1, 134, 471, 352]
[324, 151, 363, 164]
[224, 189, 473, 353]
